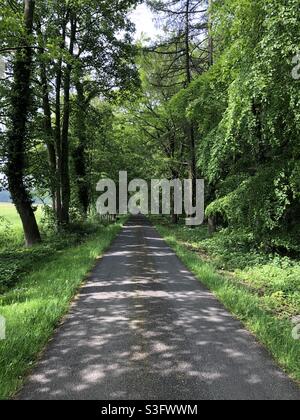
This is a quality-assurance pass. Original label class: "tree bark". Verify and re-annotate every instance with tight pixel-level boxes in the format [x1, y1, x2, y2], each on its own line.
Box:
[185, 0, 197, 208]
[73, 81, 90, 216]
[39, 54, 57, 210]
[60, 14, 76, 225]
[208, 215, 217, 235]
[36, 21, 57, 210]
[184, 0, 192, 85]
[6, 0, 41, 247]
[208, 0, 214, 67]
[53, 14, 68, 226]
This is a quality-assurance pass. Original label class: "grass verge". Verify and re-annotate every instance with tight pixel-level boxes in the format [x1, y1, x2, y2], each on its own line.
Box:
[0, 219, 125, 400]
[153, 219, 300, 384]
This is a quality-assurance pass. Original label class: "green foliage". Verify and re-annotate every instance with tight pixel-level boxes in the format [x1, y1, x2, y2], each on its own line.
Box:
[0, 204, 118, 294]
[0, 230, 99, 294]
[1, 0, 140, 240]
[159, 0, 300, 251]
[205, 161, 300, 249]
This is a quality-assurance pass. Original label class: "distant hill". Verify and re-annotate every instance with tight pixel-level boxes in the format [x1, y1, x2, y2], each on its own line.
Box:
[0, 191, 45, 204]
[0, 190, 11, 203]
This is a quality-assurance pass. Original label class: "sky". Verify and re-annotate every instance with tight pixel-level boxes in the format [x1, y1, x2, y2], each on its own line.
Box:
[130, 3, 161, 41]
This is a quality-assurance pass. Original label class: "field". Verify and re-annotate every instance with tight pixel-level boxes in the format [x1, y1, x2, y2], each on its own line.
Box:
[0, 203, 23, 235]
[0, 203, 43, 247]
[0, 203, 22, 226]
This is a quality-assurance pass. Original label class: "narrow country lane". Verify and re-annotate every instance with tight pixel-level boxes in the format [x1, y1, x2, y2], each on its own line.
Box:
[18, 216, 300, 400]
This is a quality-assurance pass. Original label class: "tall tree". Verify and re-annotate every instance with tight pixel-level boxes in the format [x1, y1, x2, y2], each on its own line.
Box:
[35, 0, 139, 225]
[60, 10, 76, 225]
[72, 79, 92, 216]
[5, 0, 41, 246]
[148, 0, 210, 202]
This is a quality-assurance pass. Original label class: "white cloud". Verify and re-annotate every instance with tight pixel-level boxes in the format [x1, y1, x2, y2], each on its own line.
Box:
[130, 4, 160, 41]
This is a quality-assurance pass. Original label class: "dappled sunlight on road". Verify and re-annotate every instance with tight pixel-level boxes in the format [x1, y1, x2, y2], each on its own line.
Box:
[18, 216, 300, 400]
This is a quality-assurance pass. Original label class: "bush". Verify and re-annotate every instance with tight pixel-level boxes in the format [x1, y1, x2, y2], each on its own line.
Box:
[206, 162, 300, 253]
[0, 221, 104, 294]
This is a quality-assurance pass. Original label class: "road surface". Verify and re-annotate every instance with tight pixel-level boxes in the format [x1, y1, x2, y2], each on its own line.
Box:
[18, 216, 300, 400]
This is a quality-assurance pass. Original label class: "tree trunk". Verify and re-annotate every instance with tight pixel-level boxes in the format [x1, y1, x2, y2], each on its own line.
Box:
[6, 0, 41, 247]
[184, 0, 192, 85]
[208, 0, 214, 67]
[208, 215, 217, 235]
[55, 60, 63, 224]
[53, 14, 68, 226]
[36, 20, 57, 210]
[40, 56, 57, 210]
[60, 67, 71, 225]
[171, 182, 179, 224]
[188, 123, 197, 204]
[169, 133, 179, 225]
[73, 81, 90, 216]
[185, 0, 197, 208]
[60, 14, 76, 225]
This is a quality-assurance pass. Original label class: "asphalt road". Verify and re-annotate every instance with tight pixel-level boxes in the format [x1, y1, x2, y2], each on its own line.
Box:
[18, 216, 300, 400]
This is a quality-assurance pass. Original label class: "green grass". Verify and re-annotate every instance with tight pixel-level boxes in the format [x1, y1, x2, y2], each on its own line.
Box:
[0, 203, 43, 251]
[0, 204, 85, 293]
[152, 217, 300, 384]
[0, 217, 125, 400]
[0, 203, 22, 226]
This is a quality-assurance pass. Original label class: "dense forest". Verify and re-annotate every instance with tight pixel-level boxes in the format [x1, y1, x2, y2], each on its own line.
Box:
[0, 0, 300, 401]
[1, 0, 300, 253]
